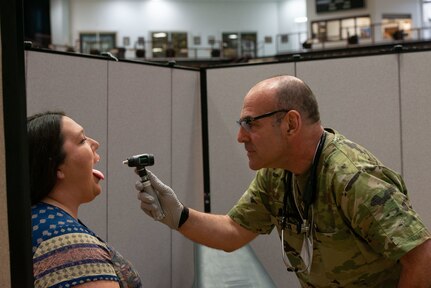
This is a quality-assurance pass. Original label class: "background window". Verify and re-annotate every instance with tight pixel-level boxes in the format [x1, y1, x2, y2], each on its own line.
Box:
[356, 17, 371, 38]
[382, 14, 412, 40]
[311, 15, 371, 42]
[79, 32, 116, 54]
[222, 32, 257, 58]
[312, 21, 327, 42]
[341, 18, 355, 39]
[327, 20, 340, 41]
[151, 32, 188, 58]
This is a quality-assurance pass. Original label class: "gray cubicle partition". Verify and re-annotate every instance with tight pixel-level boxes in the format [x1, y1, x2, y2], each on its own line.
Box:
[25, 48, 431, 288]
[106, 61, 173, 287]
[297, 52, 430, 231]
[297, 54, 402, 172]
[205, 53, 430, 288]
[25, 50, 202, 288]
[25, 51, 109, 238]
[400, 51, 431, 227]
[106, 62, 203, 287]
[171, 69, 204, 286]
[205, 63, 301, 287]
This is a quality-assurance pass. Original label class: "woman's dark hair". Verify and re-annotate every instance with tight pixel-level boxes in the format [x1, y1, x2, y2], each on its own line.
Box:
[27, 111, 66, 205]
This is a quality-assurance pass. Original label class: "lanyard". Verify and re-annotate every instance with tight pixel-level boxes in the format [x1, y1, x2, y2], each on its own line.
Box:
[281, 131, 326, 233]
[280, 131, 326, 273]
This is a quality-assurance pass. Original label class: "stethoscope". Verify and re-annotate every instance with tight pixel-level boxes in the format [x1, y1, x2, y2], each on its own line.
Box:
[280, 131, 326, 273]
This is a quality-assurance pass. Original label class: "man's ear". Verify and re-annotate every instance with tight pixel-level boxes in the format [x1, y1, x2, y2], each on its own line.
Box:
[286, 110, 301, 134]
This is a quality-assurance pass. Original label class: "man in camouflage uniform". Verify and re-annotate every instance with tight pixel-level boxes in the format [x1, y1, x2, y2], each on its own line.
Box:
[137, 75, 431, 287]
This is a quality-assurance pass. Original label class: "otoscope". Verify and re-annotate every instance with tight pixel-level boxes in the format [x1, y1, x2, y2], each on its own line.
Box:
[123, 153, 165, 221]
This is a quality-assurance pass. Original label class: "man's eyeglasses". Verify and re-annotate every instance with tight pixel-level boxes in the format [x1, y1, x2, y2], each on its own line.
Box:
[237, 109, 289, 132]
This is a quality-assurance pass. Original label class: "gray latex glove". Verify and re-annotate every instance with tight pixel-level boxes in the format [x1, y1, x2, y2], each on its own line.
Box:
[136, 170, 188, 230]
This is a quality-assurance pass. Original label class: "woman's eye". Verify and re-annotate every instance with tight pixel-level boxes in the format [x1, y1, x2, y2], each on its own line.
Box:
[80, 137, 87, 144]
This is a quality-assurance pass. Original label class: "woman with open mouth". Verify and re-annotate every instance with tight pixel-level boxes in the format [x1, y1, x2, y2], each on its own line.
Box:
[28, 111, 142, 288]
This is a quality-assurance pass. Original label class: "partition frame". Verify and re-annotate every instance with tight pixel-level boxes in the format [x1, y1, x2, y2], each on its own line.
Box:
[1, 0, 34, 287]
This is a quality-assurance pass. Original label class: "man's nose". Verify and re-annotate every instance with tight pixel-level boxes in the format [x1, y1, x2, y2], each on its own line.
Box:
[237, 126, 249, 143]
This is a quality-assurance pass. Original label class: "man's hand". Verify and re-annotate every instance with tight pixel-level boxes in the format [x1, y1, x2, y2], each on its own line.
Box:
[136, 170, 188, 230]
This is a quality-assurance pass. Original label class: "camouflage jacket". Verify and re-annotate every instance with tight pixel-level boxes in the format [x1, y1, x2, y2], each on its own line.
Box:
[228, 129, 430, 287]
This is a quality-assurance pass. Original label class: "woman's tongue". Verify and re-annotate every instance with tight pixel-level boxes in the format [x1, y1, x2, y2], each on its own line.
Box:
[92, 169, 105, 180]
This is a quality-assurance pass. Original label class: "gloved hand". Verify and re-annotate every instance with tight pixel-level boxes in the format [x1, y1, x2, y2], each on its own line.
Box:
[136, 170, 188, 230]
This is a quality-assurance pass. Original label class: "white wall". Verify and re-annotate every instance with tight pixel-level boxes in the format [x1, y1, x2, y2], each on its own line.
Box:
[278, 0, 308, 51]
[50, 0, 318, 57]
[68, 0, 282, 57]
[51, 0, 426, 58]
[50, 0, 71, 47]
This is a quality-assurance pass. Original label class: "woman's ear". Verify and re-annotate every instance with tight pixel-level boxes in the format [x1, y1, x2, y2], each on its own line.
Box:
[57, 169, 65, 179]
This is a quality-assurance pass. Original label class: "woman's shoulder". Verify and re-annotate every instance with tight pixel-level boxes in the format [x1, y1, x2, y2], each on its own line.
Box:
[31, 202, 98, 252]
[32, 202, 86, 233]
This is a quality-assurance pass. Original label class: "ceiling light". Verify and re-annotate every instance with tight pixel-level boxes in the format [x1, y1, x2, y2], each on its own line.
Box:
[154, 32, 167, 38]
[294, 17, 308, 23]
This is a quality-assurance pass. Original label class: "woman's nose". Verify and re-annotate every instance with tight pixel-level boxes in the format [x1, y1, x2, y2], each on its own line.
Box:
[89, 137, 100, 150]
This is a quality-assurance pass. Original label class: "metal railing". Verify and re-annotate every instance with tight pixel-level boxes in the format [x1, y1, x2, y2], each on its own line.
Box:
[276, 23, 431, 55]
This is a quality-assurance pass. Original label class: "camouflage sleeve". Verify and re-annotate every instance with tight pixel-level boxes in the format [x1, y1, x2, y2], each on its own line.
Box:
[228, 169, 277, 234]
[337, 166, 431, 261]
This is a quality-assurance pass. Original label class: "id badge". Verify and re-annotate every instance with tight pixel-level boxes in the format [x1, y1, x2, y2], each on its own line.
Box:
[300, 234, 313, 273]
